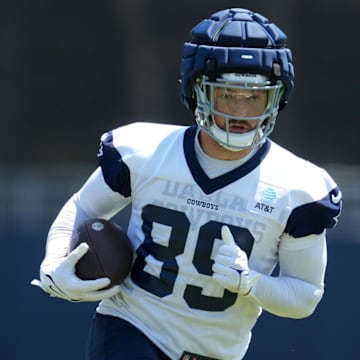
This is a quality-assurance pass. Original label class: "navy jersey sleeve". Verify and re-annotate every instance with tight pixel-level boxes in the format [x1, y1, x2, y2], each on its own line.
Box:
[97, 131, 131, 197]
[284, 186, 342, 238]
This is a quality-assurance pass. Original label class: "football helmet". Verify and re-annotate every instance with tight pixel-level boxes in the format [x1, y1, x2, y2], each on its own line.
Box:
[180, 8, 295, 150]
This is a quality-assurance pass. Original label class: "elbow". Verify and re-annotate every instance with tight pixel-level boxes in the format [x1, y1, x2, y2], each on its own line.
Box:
[288, 287, 324, 319]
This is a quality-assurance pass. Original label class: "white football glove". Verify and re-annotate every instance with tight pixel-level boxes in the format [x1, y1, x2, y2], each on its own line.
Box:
[31, 243, 121, 302]
[212, 226, 260, 295]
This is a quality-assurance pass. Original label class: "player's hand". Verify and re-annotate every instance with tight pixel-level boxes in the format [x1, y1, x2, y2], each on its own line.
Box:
[31, 243, 121, 302]
[212, 226, 260, 295]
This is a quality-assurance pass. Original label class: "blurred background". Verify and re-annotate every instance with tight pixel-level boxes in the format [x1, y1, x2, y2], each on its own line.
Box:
[1, 0, 359, 359]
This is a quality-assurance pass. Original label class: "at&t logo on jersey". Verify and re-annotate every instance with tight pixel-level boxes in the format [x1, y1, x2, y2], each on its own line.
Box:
[254, 187, 277, 214]
[260, 187, 277, 202]
[254, 202, 275, 214]
[249, 184, 284, 218]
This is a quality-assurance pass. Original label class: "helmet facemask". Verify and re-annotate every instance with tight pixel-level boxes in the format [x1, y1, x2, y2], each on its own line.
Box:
[193, 73, 284, 151]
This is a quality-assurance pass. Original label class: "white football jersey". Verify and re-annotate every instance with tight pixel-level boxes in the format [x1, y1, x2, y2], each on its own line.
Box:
[96, 122, 341, 360]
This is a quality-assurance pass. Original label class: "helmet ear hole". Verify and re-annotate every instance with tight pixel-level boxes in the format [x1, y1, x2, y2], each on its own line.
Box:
[205, 59, 217, 81]
[272, 63, 282, 78]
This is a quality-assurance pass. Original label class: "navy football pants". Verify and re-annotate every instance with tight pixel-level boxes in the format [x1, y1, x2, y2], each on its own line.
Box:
[86, 313, 171, 360]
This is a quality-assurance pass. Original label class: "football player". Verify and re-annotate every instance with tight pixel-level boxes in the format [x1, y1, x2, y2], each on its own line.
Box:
[32, 8, 342, 360]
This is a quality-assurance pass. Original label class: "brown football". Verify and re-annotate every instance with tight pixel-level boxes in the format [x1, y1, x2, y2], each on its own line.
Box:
[70, 218, 133, 287]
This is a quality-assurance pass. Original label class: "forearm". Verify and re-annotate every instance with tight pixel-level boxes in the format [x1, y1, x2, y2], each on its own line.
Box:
[43, 196, 87, 265]
[246, 232, 327, 319]
[246, 271, 323, 318]
[45, 167, 130, 262]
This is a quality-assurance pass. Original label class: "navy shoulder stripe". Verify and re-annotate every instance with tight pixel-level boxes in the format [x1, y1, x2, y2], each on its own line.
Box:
[98, 131, 131, 197]
[284, 187, 342, 238]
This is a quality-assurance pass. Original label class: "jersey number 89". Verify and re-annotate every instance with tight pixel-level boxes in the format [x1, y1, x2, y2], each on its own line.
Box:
[131, 204, 254, 312]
